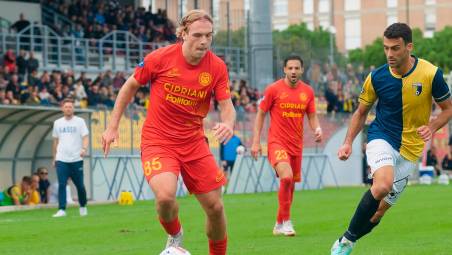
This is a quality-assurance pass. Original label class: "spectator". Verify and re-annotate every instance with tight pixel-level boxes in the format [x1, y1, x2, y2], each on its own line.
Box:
[10, 13, 30, 33]
[87, 84, 102, 106]
[442, 135, 452, 173]
[3, 49, 16, 74]
[0, 176, 33, 206]
[27, 70, 40, 87]
[37, 167, 51, 204]
[27, 52, 39, 74]
[29, 173, 41, 205]
[5, 90, 19, 105]
[38, 86, 53, 105]
[74, 80, 87, 106]
[112, 71, 126, 91]
[25, 88, 41, 105]
[0, 89, 7, 104]
[426, 146, 441, 176]
[16, 50, 27, 78]
[220, 134, 242, 177]
[325, 81, 339, 113]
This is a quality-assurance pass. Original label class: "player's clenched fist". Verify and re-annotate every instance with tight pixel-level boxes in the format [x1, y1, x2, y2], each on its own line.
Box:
[337, 143, 352, 161]
[416, 125, 432, 142]
[212, 122, 233, 144]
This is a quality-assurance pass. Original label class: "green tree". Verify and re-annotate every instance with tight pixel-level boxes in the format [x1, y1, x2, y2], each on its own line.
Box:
[273, 23, 335, 66]
[348, 27, 452, 72]
[213, 27, 246, 48]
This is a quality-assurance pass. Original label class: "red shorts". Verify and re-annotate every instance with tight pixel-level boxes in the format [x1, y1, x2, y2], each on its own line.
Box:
[141, 138, 225, 194]
[268, 143, 302, 182]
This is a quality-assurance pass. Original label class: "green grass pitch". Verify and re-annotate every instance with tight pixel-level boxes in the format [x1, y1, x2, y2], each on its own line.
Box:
[1, 185, 451, 254]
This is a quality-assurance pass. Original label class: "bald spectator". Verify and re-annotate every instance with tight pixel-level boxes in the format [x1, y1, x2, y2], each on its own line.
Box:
[10, 13, 30, 33]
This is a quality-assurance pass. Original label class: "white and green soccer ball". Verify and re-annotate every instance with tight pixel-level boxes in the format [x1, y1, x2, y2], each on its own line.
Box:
[159, 247, 191, 255]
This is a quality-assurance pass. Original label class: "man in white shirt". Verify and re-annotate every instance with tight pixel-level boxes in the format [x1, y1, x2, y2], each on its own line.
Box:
[52, 98, 89, 217]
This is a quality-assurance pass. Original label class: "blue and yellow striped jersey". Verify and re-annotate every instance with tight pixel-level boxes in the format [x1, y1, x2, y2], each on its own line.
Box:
[359, 56, 451, 162]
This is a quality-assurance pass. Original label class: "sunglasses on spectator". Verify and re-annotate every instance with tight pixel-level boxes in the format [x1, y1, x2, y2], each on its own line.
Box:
[39, 172, 48, 175]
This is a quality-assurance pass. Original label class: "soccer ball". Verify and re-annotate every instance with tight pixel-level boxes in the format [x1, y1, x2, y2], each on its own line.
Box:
[236, 145, 245, 155]
[159, 247, 191, 255]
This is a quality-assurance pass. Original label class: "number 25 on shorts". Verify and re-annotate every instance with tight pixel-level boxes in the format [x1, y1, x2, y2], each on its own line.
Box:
[275, 150, 288, 160]
[143, 157, 162, 176]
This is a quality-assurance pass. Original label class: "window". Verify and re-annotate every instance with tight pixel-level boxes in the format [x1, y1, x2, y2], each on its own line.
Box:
[273, 0, 288, 17]
[319, 16, 330, 29]
[387, 14, 397, 26]
[307, 21, 314, 31]
[425, 11, 436, 37]
[319, 0, 330, 13]
[345, 0, 360, 11]
[387, 0, 397, 8]
[274, 22, 289, 31]
[345, 17, 361, 50]
[304, 0, 314, 14]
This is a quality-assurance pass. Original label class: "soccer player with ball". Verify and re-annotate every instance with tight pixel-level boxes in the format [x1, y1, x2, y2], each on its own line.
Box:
[102, 10, 235, 255]
[330, 23, 452, 254]
[251, 55, 323, 236]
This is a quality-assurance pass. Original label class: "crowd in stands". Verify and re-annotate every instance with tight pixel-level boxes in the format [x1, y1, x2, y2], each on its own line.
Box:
[306, 62, 371, 114]
[41, 0, 177, 43]
[0, 47, 380, 115]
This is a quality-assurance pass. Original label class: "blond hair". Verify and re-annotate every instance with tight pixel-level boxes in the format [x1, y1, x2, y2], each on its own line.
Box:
[176, 9, 213, 39]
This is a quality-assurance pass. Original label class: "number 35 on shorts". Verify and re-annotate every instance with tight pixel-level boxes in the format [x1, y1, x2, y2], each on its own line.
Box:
[275, 150, 288, 160]
[143, 157, 162, 176]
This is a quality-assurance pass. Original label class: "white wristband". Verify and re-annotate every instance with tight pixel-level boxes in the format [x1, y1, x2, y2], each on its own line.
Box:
[315, 127, 322, 133]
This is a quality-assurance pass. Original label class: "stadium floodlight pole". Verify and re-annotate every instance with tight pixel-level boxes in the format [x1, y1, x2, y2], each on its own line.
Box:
[329, 26, 336, 65]
[329, 0, 335, 65]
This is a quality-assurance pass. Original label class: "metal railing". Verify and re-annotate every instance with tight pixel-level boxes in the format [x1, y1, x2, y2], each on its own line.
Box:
[41, 5, 75, 31]
[0, 24, 247, 78]
[90, 153, 339, 201]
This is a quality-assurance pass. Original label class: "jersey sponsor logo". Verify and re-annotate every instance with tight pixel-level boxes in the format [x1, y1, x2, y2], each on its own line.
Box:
[199, 72, 212, 86]
[412, 82, 423, 96]
[279, 92, 289, 99]
[282, 111, 303, 118]
[279, 102, 306, 110]
[165, 68, 181, 77]
[299, 92, 308, 101]
[164, 83, 207, 99]
[165, 94, 198, 106]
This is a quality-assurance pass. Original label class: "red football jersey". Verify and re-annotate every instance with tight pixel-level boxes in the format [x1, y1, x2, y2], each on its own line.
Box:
[134, 43, 231, 146]
[259, 79, 316, 155]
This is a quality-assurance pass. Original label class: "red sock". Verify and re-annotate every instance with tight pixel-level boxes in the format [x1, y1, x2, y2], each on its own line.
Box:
[289, 180, 295, 204]
[277, 177, 292, 223]
[159, 216, 181, 236]
[209, 236, 227, 255]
